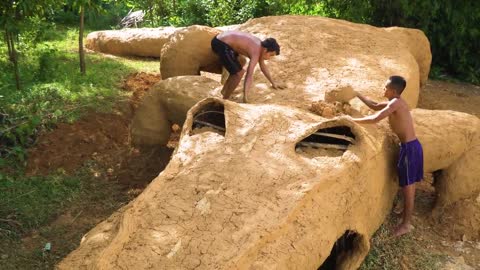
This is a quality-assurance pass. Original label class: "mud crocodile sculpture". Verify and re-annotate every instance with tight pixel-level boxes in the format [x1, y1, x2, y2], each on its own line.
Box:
[59, 15, 480, 270]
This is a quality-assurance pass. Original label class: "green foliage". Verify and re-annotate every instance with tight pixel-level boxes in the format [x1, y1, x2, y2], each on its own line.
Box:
[118, 0, 479, 84]
[124, 0, 326, 27]
[20, 17, 60, 44]
[0, 0, 61, 27]
[53, 3, 124, 30]
[36, 45, 60, 81]
[324, 0, 480, 84]
[267, 0, 327, 15]
[3, 0, 478, 84]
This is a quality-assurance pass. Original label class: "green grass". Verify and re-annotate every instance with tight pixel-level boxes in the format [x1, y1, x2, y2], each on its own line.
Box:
[0, 172, 82, 234]
[0, 25, 156, 269]
[0, 26, 158, 166]
[360, 218, 445, 270]
[0, 166, 129, 270]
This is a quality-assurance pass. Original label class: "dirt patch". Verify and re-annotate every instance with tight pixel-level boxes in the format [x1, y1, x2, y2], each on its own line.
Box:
[402, 176, 480, 268]
[122, 72, 162, 110]
[26, 109, 132, 176]
[432, 195, 480, 241]
[26, 71, 169, 191]
[418, 80, 480, 117]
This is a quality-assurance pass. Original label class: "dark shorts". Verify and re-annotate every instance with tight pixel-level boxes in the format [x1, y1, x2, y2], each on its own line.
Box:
[211, 36, 242, 75]
[397, 139, 424, 187]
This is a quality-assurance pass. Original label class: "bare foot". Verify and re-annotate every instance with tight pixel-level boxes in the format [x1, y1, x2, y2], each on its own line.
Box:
[393, 223, 414, 237]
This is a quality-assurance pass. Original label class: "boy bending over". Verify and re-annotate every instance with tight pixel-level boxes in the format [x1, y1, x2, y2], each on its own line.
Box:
[211, 31, 283, 103]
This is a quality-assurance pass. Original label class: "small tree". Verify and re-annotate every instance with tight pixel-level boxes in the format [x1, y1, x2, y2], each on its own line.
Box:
[0, 0, 62, 89]
[68, 0, 106, 75]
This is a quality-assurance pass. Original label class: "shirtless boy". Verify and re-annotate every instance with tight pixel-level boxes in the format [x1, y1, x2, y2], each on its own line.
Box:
[211, 31, 284, 103]
[349, 75, 424, 237]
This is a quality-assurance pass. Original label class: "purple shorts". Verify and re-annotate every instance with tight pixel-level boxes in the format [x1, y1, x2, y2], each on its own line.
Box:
[397, 139, 424, 187]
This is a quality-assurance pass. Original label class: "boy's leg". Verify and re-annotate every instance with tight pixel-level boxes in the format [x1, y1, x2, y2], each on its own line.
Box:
[394, 183, 416, 237]
[221, 69, 245, 99]
[393, 192, 404, 215]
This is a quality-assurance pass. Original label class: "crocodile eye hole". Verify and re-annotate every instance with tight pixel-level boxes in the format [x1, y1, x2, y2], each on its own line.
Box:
[190, 101, 225, 136]
[295, 126, 355, 157]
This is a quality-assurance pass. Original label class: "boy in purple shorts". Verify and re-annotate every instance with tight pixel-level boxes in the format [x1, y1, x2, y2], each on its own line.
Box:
[349, 75, 424, 237]
[211, 31, 284, 103]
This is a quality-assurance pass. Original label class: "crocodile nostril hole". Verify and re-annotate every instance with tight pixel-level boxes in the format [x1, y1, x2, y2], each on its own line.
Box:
[191, 102, 226, 136]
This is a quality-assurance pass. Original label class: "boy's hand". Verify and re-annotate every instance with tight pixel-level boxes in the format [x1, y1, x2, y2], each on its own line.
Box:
[272, 82, 286, 89]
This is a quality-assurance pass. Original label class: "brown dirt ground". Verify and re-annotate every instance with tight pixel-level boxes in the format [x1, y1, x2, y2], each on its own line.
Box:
[26, 72, 169, 191]
[22, 77, 480, 268]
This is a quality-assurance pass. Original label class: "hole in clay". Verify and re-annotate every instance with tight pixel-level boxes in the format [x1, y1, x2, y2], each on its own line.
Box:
[191, 102, 225, 136]
[432, 169, 443, 186]
[318, 230, 364, 270]
[296, 126, 355, 157]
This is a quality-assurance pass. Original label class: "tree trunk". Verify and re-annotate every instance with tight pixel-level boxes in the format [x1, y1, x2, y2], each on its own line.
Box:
[5, 30, 21, 90]
[79, 5, 86, 75]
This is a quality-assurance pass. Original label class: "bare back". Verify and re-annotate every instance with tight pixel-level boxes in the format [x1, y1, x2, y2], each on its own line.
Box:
[388, 98, 417, 143]
[217, 31, 262, 59]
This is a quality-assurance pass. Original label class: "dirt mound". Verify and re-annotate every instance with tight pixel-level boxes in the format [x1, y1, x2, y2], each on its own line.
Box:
[384, 27, 432, 88]
[122, 72, 161, 110]
[26, 71, 169, 190]
[25, 108, 172, 189]
[309, 101, 352, 118]
[26, 111, 131, 176]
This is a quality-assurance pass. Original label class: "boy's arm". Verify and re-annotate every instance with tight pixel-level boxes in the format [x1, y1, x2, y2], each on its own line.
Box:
[243, 55, 259, 103]
[351, 98, 399, 124]
[356, 92, 389, 111]
[259, 59, 283, 89]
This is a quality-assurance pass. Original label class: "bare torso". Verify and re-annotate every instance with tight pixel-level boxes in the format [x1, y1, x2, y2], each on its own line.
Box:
[217, 31, 262, 59]
[388, 98, 417, 143]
